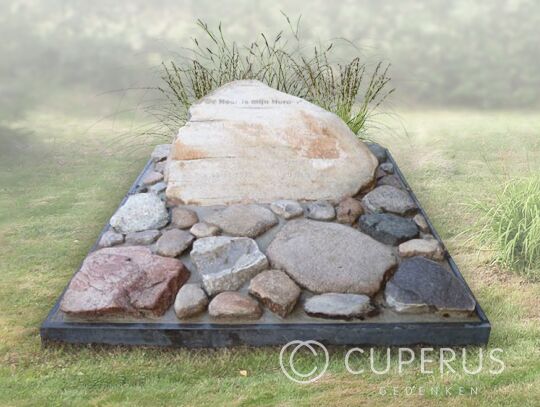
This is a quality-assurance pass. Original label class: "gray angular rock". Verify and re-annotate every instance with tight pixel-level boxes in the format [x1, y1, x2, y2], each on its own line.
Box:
[413, 214, 430, 233]
[249, 270, 301, 317]
[151, 144, 171, 162]
[156, 229, 195, 257]
[362, 185, 416, 215]
[191, 236, 268, 296]
[110, 193, 169, 234]
[150, 181, 167, 195]
[171, 207, 199, 229]
[98, 230, 124, 247]
[336, 197, 364, 225]
[385, 257, 476, 313]
[270, 200, 304, 220]
[305, 201, 336, 221]
[304, 293, 374, 320]
[358, 213, 418, 245]
[174, 284, 208, 318]
[398, 238, 444, 261]
[380, 162, 394, 174]
[366, 142, 387, 163]
[208, 291, 262, 320]
[125, 229, 161, 245]
[378, 175, 403, 189]
[189, 222, 220, 238]
[142, 171, 164, 186]
[60, 246, 189, 317]
[204, 204, 278, 238]
[266, 219, 397, 295]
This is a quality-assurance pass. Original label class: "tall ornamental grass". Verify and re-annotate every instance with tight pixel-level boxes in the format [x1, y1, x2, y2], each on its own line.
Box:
[474, 176, 540, 280]
[150, 17, 393, 140]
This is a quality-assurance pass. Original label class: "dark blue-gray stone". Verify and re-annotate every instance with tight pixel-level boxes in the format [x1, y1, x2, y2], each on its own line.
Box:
[358, 213, 418, 245]
[385, 257, 476, 313]
[366, 142, 387, 163]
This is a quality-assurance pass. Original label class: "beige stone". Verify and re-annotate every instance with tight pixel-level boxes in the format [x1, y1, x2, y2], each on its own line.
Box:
[166, 80, 377, 205]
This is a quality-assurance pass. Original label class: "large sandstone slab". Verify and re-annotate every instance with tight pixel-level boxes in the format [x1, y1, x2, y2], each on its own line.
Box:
[60, 246, 189, 318]
[266, 219, 397, 296]
[166, 80, 377, 205]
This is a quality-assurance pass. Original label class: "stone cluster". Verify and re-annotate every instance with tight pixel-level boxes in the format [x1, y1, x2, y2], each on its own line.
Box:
[61, 82, 475, 323]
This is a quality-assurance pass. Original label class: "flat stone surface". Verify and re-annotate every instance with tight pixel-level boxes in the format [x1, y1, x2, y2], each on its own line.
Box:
[98, 230, 124, 247]
[366, 142, 387, 163]
[413, 214, 430, 233]
[166, 80, 378, 205]
[270, 200, 303, 220]
[204, 204, 278, 238]
[151, 144, 171, 162]
[305, 201, 336, 221]
[125, 229, 161, 245]
[249, 270, 301, 317]
[358, 213, 418, 245]
[336, 197, 364, 224]
[385, 257, 476, 313]
[208, 291, 262, 320]
[398, 238, 444, 261]
[362, 185, 416, 215]
[304, 293, 374, 320]
[156, 229, 194, 257]
[110, 193, 169, 234]
[266, 219, 397, 295]
[189, 222, 221, 238]
[171, 207, 199, 229]
[142, 171, 164, 186]
[191, 236, 268, 296]
[174, 284, 208, 318]
[60, 246, 188, 317]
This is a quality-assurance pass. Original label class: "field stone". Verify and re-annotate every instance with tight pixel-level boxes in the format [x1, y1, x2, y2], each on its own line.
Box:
[98, 230, 124, 247]
[266, 219, 397, 295]
[366, 142, 387, 163]
[398, 238, 444, 261]
[380, 162, 394, 174]
[156, 229, 194, 257]
[171, 207, 199, 229]
[270, 200, 304, 219]
[189, 222, 221, 238]
[413, 214, 430, 233]
[142, 171, 164, 186]
[109, 193, 169, 234]
[191, 236, 268, 296]
[208, 291, 262, 320]
[385, 256, 476, 313]
[304, 293, 374, 320]
[174, 284, 208, 318]
[60, 246, 189, 317]
[336, 197, 364, 224]
[204, 204, 278, 238]
[358, 213, 418, 245]
[378, 175, 403, 189]
[151, 144, 171, 162]
[166, 80, 378, 206]
[125, 229, 161, 245]
[362, 185, 416, 215]
[150, 182, 167, 195]
[249, 270, 301, 318]
[305, 201, 336, 221]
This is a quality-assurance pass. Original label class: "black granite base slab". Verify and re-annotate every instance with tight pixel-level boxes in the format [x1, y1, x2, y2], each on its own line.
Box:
[40, 149, 491, 348]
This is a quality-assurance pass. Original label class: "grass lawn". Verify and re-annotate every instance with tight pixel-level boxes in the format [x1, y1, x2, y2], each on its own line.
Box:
[0, 108, 539, 406]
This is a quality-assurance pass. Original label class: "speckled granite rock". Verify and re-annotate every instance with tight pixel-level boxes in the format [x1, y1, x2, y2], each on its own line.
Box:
[174, 284, 208, 318]
[249, 270, 301, 317]
[109, 193, 169, 234]
[362, 185, 416, 215]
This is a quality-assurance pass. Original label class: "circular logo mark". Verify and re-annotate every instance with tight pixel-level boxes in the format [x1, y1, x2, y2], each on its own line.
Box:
[279, 340, 329, 384]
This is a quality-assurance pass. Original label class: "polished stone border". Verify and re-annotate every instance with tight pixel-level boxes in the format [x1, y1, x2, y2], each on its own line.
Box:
[40, 150, 491, 348]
